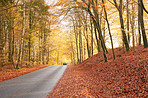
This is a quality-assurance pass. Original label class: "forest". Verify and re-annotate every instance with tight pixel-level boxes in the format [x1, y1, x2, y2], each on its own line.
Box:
[0, 0, 147, 69]
[0, 0, 148, 97]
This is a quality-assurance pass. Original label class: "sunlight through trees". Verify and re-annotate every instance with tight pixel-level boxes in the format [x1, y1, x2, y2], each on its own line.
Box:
[0, 0, 148, 69]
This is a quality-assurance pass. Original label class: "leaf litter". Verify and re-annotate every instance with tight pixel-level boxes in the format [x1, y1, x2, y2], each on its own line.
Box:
[0, 65, 50, 82]
[48, 45, 148, 97]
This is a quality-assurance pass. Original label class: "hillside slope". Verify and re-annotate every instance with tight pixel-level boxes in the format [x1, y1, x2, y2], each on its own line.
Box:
[48, 46, 148, 97]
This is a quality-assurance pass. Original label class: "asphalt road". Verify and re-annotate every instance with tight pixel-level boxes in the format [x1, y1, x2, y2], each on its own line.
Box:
[0, 65, 67, 98]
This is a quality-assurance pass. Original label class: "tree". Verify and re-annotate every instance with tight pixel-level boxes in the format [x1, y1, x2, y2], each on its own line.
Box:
[140, 0, 148, 14]
[112, 0, 130, 51]
[138, 0, 142, 45]
[126, 0, 130, 43]
[16, 0, 26, 69]
[138, 0, 148, 48]
[130, 0, 135, 53]
[75, 0, 108, 62]
[102, 0, 115, 59]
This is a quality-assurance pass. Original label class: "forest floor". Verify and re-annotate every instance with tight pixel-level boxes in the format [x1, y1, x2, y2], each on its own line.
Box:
[0, 64, 50, 82]
[48, 45, 148, 97]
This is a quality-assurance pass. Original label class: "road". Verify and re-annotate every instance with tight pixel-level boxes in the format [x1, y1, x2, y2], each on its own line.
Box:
[0, 65, 67, 98]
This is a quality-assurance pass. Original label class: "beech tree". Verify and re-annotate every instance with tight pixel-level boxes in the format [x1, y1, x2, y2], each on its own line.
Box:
[74, 0, 108, 62]
[0, 0, 147, 67]
[102, 0, 115, 59]
[0, 0, 52, 68]
[138, 0, 148, 48]
[112, 0, 130, 51]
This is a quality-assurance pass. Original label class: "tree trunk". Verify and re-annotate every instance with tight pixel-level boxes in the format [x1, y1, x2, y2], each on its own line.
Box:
[94, 25, 101, 52]
[46, 48, 49, 64]
[140, 0, 148, 14]
[131, 0, 135, 53]
[79, 29, 82, 63]
[102, 0, 115, 59]
[119, 12, 129, 51]
[138, 0, 142, 45]
[16, 1, 26, 68]
[139, 0, 148, 48]
[127, 0, 130, 43]
[84, 16, 91, 58]
[8, 11, 14, 65]
[37, 22, 41, 65]
[28, 0, 32, 65]
[81, 1, 107, 61]
[90, 19, 93, 56]
[0, 16, 4, 66]
[74, 23, 79, 63]
[113, 0, 130, 51]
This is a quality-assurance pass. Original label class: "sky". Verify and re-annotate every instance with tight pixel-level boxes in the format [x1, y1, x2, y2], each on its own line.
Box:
[45, 0, 58, 6]
[45, 0, 71, 33]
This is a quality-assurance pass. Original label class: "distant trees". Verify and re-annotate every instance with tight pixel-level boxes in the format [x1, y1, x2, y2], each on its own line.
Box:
[0, 0, 52, 69]
[0, 0, 147, 66]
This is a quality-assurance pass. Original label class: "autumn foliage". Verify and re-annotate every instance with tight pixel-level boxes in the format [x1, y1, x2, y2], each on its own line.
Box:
[76, 0, 107, 9]
[48, 45, 147, 97]
[0, 65, 50, 82]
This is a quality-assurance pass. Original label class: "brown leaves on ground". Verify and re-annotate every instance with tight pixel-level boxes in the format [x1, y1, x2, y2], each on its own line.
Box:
[0, 65, 50, 82]
[48, 45, 148, 97]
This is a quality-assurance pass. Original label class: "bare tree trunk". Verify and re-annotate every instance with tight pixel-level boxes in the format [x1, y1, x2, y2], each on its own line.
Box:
[92, 0, 108, 54]
[91, 0, 108, 62]
[140, 0, 148, 14]
[8, 10, 14, 66]
[127, 0, 130, 43]
[16, 0, 26, 69]
[138, 0, 142, 45]
[42, 23, 47, 65]
[39, 30, 41, 64]
[85, 33, 90, 58]
[74, 22, 80, 63]
[139, 0, 148, 48]
[83, 14, 91, 58]
[131, 0, 135, 53]
[71, 42, 75, 64]
[102, 0, 115, 59]
[94, 24, 101, 52]
[79, 29, 82, 63]
[90, 19, 93, 56]
[28, 0, 32, 65]
[113, 0, 130, 51]
[46, 48, 49, 64]
[0, 16, 4, 67]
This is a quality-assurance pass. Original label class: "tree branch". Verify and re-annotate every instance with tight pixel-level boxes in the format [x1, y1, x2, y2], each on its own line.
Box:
[0, 0, 21, 12]
[140, 0, 148, 14]
[108, 0, 119, 11]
